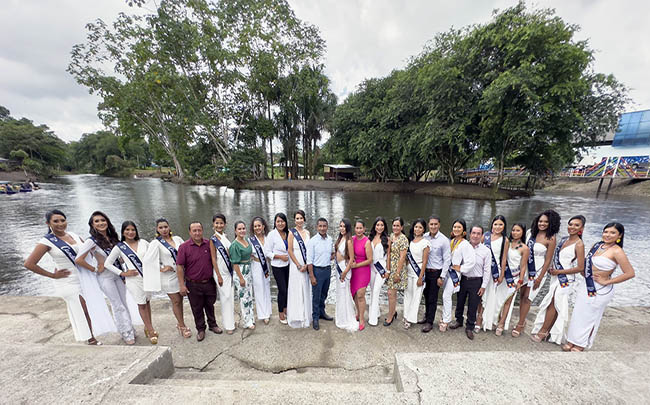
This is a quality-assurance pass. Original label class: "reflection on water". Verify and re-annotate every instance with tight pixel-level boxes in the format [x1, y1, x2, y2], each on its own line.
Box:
[1, 174, 648, 306]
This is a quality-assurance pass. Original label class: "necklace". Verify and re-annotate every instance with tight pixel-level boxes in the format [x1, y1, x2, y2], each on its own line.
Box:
[599, 243, 615, 251]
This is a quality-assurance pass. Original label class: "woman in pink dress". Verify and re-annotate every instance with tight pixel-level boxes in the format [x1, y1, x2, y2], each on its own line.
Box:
[349, 219, 373, 330]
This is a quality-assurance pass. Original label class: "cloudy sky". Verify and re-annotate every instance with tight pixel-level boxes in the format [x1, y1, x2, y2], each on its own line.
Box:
[1, 0, 648, 142]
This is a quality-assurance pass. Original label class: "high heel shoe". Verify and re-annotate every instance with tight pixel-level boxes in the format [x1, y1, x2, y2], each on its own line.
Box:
[530, 331, 550, 343]
[177, 325, 192, 338]
[383, 312, 397, 327]
[495, 326, 504, 336]
[511, 323, 525, 337]
[144, 329, 158, 345]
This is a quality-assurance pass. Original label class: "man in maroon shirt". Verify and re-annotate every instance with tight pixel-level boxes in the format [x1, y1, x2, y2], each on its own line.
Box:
[177, 221, 223, 341]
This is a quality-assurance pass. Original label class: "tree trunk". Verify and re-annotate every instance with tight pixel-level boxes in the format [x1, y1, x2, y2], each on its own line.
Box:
[170, 151, 184, 179]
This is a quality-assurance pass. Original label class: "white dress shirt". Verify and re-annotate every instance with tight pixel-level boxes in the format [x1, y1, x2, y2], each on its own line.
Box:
[450, 239, 475, 278]
[467, 243, 492, 289]
[424, 231, 451, 272]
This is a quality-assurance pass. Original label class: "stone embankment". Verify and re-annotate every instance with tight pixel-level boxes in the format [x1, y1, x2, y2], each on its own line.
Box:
[2, 296, 649, 404]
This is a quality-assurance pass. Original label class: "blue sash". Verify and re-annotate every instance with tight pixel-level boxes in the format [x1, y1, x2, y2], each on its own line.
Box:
[504, 262, 516, 288]
[290, 228, 307, 264]
[483, 231, 501, 282]
[44, 233, 78, 265]
[117, 242, 143, 277]
[210, 236, 233, 276]
[526, 236, 537, 281]
[249, 236, 269, 277]
[552, 236, 571, 288]
[374, 261, 387, 276]
[157, 236, 177, 263]
[406, 248, 422, 278]
[90, 236, 124, 279]
[584, 242, 603, 297]
[335, 261, 343, 276]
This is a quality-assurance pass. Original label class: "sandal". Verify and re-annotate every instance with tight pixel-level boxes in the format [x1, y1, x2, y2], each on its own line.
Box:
[144, 329, 158, 345]
[87, 337, 102, 346]
[263, 319, 270, 325]
[495, 326, 504, 336]
[562, 343, 573, 352]
[226, 329, 235, 335]
[531, 331, 549, 343]
[403, 320, 411, 330]
[570, 347, 584, 352]
[439, 322, 448, 332]
[177, 325, 192, 338]
[511, 323, 525, 337]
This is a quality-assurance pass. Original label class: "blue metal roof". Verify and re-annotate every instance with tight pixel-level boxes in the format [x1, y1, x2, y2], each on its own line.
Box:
[613, 109, 650, 146]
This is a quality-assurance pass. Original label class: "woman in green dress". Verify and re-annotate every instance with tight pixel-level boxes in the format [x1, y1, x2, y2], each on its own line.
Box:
[384, 217, 409, 326]
[229, 221, 256, 330]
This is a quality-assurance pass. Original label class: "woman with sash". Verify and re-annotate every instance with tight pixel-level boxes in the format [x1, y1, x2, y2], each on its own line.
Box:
[563, 222, 635, 351]
[440, 219, 474, 332]
[104, 221, 158, 344]
[76, 211, 140, 345]
[403, 219, 430, 329]
[350, 219, 372, 331]
[264, 213, 290, 324]
[531, 215, 586, 344]
[229, 221, 256, 330]
[336, 218, 359, 331]
[494, 223, 529, 336]
[479, 215, 509, 332]
[143, 218, 191, 338]
[368, 217, 389, 327]
[24, 210, 114, 344]
[209, 213, 235, 334]
[513, 210, 560, 337]
[250, 216, 271, 324]
[384, 217, 408, 326]
[287, 210, 312, 328]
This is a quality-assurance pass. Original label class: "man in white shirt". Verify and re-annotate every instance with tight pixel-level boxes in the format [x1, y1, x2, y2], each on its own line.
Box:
[306, 218, 335, 330]
[449, 225, 491, 340]
[420, 216, 451, 333]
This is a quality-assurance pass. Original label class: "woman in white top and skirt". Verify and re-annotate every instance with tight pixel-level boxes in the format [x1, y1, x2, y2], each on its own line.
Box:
[104, 221, 158, 344]
[209, 213, 235, 334]
[24, 210, 114, 344]
[494, 223, 530, 335]
[564, 222, 635, 351]
[75, 211, 141, 344]
[264, 213, 291, 324]
[368, 217, 390, 326]
[287, 210, 312, 328]
[479, 215, 509, 332]
[143, 218, 192, 339]
[513, 210, 559, 338]
[336, 218, 359, 331]
[531, 215, 586, 344]
[249, 216, 272, 324]
[403, 219, 430, 329]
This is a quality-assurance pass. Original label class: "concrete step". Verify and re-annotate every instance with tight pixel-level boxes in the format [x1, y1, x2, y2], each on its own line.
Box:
[150, 377, 398, 392]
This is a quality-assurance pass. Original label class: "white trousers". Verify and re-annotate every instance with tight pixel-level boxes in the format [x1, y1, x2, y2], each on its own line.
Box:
[441, 275, 460, 324]
[216, 266, 235, 331]
[251, 261, 272, 320]
[403, 275, 424, 324]
[368, 270, 385, 326]
[98, 271, 137, 340]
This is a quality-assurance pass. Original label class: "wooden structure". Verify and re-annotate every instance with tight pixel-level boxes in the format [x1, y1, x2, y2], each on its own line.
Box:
[324, 164, 360, 181]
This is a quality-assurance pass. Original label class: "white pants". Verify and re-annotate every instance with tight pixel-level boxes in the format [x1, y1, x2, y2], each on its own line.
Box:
[216, 266, 235, 331]
[98, 271, 137, 340]
[368, 270, 385, 326]
[441, 275, 460, 324]
[251, 261, 272, 321]
[403, 275, 424, 324]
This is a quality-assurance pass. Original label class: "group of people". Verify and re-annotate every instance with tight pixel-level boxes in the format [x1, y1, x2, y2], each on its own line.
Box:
[24, 208, 635, 352]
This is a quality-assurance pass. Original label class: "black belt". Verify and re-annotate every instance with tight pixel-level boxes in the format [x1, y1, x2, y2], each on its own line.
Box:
[425, 268, 442, 272]
[461, 275, 482, 281]
[186, 277, 213, 284]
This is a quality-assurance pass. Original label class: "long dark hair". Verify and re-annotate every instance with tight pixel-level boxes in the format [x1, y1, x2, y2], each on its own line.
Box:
[45, 209, 66, 233]
[336, 218, 352, 261]
[250, 216, 269, 236]
[409, 218, 427, 241]
[509, 223, 527, 243]
[155, 217, 172, 237]
[569, 215, 586, 240]
[603, 222, 625, 248]
[369, 216, 389, 252]
[491, 215, 507, 263]
[88, 211, 119, 250]
[120, 221, 140, 242]
[273, 212, 288, 238]
[451, 218, 467, 240]
[531, 209, 561, 239]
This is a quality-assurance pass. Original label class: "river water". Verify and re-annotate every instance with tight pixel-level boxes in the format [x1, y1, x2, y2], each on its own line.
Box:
[1, 174, 648, 306]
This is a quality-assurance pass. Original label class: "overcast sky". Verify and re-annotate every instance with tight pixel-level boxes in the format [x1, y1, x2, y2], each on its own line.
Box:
[1, 0, 648, 142]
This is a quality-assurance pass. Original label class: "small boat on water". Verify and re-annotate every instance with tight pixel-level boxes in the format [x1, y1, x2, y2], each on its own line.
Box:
[0, 181, 38, 194]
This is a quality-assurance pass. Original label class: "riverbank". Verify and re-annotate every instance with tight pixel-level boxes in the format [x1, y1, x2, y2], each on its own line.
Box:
[0, 169, 40, 182]
[234, 179, 528, 200]
[544, 177, 650, 197]
[2, 295, 649, 403]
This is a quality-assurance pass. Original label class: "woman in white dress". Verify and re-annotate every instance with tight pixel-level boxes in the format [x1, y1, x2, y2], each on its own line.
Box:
[24, 210, 114, 344]
[403, 219, 430, 329]
[286, 210, 312, 329]
[513, 210, 559, 337]
[104, 221, 158, 344]
[494, 223, 529, 335]
[143, 218, 192, 339]
[531, 215, 586, 344]
[368, 217, 390, 326]
[209, 213, 235, 334]
[75, 211, 141, 345]
[336, 218, 359, 331]
[479, 215, 509, 332]
[563, 222, 635, 351]
[250, 216, 272, 324]
[264, 213, 291, 324]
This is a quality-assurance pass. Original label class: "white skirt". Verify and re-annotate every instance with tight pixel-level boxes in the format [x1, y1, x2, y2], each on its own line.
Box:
[566, 277, 614, 349]
[527, 273, 544, 302]
[251, 260, 272, 320]
[492, 274, 519, 330]
[335, 261, 359, 331]
[531, 275, 576, 344]
[125, 274, 152, 305]
[215, 266, 235, 331]
[287, 260, 312, 328]
[368, 268, 385, 326]
[481, 279, 499, 331]
[159, 270, 180, 294]
[52, 269, 92, 341]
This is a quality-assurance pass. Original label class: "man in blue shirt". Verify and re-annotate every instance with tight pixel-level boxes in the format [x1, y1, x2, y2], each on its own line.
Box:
[307, 218, 334, 330]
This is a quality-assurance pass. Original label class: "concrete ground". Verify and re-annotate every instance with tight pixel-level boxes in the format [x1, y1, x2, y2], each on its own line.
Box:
[1, 295, 649, 404]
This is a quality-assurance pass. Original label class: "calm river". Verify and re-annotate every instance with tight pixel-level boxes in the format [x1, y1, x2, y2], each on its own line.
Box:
[1, 174, 648, 306]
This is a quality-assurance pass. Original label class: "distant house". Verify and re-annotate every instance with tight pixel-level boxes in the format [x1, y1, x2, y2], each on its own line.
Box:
[324, 164, 360, 181]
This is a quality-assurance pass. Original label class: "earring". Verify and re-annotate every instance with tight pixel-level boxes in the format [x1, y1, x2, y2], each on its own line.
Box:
[578, 231, 583, 236]
[616, 238, 621, 243]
